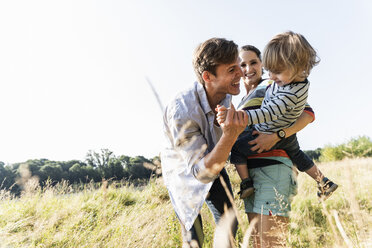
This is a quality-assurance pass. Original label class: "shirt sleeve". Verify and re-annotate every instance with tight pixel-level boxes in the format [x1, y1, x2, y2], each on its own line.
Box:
[166, 110, 217, 183]
[304, 102, 315, 122]
[245, 91, 297, 125]
[245, 82, 308, 125]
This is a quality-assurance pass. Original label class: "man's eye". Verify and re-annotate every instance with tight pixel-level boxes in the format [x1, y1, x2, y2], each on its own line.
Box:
[251, 62, 256, 65]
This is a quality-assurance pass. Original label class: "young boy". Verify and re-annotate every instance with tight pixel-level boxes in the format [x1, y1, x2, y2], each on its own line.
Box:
[217, 31, 338, 201]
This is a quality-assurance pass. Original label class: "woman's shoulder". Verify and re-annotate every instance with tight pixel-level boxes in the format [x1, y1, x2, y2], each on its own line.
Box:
[258, 79, 274, 88]
[238, 79, 274, 110]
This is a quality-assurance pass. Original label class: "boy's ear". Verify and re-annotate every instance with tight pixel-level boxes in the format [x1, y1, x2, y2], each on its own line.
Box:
[202, 71, 213, 84]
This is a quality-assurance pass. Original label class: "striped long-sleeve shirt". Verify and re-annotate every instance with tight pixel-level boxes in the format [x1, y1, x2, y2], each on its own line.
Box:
[245, 79, 310, 133]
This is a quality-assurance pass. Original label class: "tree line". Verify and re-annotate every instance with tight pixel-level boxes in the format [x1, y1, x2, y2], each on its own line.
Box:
[1, 136, 371, 195]
[303, 135, 372, 162]
[0, 149, 160, 195]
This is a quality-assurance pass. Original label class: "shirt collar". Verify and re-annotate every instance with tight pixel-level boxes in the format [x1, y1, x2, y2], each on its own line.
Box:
[195, 81, 231, 114]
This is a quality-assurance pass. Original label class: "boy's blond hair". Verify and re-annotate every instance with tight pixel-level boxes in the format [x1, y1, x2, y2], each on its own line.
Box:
[263, 31, 320, 81]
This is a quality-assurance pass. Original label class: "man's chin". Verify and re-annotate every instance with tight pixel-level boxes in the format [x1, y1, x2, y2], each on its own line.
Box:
[230, 89, 240, 95]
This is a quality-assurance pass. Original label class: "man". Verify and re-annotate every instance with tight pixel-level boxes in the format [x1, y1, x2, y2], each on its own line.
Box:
[161, 38, 247, 247]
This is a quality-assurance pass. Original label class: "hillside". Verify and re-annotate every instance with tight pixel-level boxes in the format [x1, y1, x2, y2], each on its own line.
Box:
[1, 158, 371, 247]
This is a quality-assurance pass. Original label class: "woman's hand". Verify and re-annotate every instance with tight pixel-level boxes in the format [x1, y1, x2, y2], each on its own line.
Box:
[248, 130, 280, 153]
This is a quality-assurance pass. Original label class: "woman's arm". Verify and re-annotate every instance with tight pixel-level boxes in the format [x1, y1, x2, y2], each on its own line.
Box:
[248, 111, 313, 153]
[283, 110, 314, 137]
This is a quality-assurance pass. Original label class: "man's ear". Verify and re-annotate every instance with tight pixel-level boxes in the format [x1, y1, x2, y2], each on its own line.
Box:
[202, 71, 213, 84]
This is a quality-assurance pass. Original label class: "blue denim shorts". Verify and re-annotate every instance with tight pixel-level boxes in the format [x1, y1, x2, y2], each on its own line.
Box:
[243, 163, 298, 217]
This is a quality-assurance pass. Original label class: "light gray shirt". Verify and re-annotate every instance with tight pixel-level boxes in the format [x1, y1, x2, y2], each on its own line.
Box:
[161, 81, 231, 231]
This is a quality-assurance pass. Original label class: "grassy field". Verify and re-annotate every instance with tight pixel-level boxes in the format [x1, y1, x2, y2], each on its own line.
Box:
[0, 158, 371, 247]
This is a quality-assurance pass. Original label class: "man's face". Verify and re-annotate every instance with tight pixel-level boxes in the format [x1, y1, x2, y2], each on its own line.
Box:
[209, 57, 243, 96]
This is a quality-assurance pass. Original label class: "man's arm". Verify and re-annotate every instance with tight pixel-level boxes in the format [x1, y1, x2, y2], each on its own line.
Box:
[248, 111, 313, 153]
[166, 104, 247, 183]
[202, 105, 247, 176]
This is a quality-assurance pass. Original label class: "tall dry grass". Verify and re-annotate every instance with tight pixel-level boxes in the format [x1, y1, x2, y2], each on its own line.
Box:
[0, 158, 371, 247]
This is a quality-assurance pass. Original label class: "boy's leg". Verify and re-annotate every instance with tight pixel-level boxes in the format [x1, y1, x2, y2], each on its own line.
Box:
[317, 177, 339, 201]
[304, 164, 324, 182]
[305, 165, 338, 200]
[235, 163, 254, 199]
[230, 129, 258, 167]
[230, 130, 258, 199]
[235, 163, 249, 179]
[272, 134, 314, 172]
[274, 134, 338, 200]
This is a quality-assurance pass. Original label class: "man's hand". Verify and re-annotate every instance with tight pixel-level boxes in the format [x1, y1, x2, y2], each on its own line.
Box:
[220, 104, 247, 139]
[248, 130, 280, 153]
[204, 103, 247, 175]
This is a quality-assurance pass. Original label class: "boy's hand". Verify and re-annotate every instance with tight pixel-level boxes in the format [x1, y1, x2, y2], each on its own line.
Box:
[215, 105, 228, 125]
[219, 104, 248, 139]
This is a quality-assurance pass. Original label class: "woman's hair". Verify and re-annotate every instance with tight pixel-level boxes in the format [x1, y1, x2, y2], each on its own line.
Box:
[241, 45, 262, 61]
[193, 38, 238, 84]
[263, 31, 320, 79]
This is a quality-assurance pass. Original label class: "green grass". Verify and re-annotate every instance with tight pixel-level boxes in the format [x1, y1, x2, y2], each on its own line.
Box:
[0, 158, 371, 247]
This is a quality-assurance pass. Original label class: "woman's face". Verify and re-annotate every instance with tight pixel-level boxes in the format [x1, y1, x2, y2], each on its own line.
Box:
[239, 50, 263, 87]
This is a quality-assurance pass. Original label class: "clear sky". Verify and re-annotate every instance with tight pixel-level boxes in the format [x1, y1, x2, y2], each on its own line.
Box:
[1, 0, 372, 164]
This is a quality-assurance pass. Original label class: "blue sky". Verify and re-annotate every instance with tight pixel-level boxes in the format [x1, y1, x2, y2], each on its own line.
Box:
[1, 0, 371, 163]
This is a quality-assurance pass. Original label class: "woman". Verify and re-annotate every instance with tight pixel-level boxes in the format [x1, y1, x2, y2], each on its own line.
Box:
[237, 45, 315, 247]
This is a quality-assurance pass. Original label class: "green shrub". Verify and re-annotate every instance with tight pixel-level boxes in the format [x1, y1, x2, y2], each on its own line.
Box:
[320, 136, 372, 162]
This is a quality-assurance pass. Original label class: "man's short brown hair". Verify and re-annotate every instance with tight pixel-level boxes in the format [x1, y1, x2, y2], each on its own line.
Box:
[192, 38, 238, 84]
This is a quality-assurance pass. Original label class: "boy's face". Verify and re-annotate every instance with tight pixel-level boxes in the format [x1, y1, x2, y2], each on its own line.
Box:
[208, 57, 243, 96]
[269, 69, 303, 87]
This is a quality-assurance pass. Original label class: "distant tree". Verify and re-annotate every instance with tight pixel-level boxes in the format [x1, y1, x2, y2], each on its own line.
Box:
[40, 164, 63, 183]
[68, 163, 85, 183]
[86, 149, 114, 170]
[320, 136, 372, 162]
[101, 157, 125, 180]
[60, 160, 86, 172]
[118, 155, 131, 169]
[125, 156, 155, 179]
[304, 148, 322, 161]
[13, 159, 50, 183]
[0, 162, 16, 190]
[1, 151, 164, 190]
[151, 156, 162, 176]
[343, 136, 372, 158]
[83, 165, 101, 182]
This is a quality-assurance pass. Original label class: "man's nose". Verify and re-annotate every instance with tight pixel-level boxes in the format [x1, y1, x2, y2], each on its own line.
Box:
[237, 66, 244, 77]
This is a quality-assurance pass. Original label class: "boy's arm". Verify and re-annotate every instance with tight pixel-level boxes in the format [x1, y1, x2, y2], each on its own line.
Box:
[246, 82, 308, 125]
[248, 111, 313, 153]
[245, 93, 297, 125]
